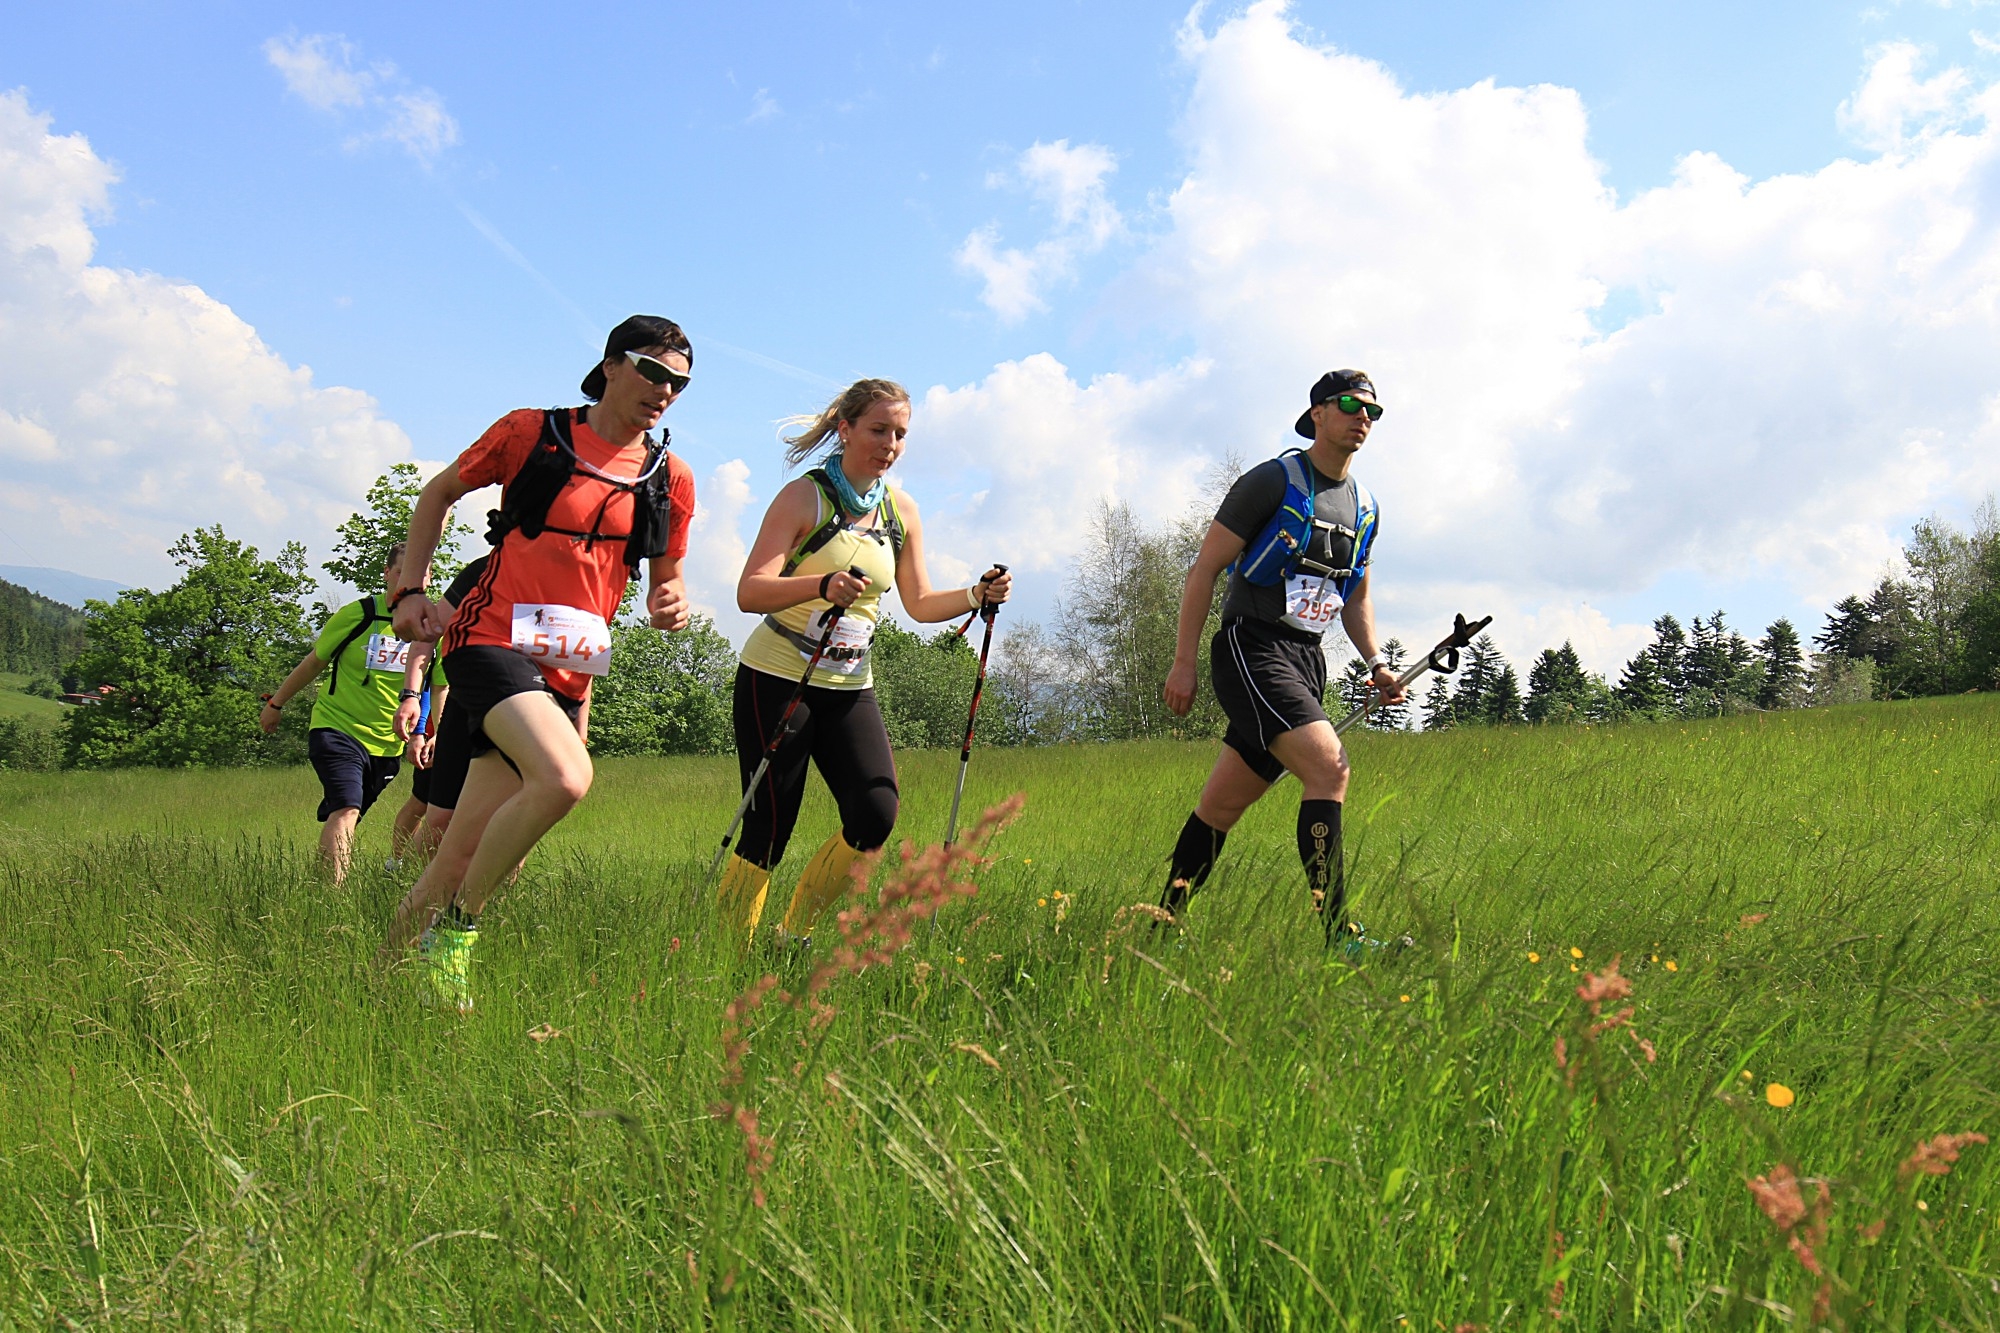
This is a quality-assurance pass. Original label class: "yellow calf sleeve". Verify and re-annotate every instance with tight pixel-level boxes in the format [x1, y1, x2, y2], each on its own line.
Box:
[780, 834, 862, 939]
[717, 855, 772, 950]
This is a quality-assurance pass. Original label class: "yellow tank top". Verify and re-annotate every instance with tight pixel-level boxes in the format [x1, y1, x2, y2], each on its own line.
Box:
[739, 480, 902, 690]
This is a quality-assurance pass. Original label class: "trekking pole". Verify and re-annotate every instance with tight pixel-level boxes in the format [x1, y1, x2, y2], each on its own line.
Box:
[707, 567, 866, 882]
[1335, 612, 1493, 735]
[944, 565, 1007, 847]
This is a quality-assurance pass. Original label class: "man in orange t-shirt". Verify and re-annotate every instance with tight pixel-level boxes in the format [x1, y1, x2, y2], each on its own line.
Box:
[379, 315, 697, 1011]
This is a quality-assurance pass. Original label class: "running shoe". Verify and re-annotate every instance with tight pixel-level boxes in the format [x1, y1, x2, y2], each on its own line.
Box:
[417, 922, 478, 1013]
[1329, 919, 1389, 964]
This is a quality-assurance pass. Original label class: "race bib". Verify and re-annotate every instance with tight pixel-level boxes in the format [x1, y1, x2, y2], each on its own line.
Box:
[1281, 572, 1343, 635]
[802, 609, 876, 676]
[510, 603, 613, 676]
[364, 632, 410, 674]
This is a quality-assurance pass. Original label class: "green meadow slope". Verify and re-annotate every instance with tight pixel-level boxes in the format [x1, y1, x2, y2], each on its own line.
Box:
[0, 697, 1995, 1328]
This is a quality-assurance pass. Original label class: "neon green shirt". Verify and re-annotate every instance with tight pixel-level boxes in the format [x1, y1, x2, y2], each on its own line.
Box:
[308, 597, 409, 757]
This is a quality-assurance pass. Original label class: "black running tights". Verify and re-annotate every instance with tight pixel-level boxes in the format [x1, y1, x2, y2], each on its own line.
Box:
[731, 664, 899, 870]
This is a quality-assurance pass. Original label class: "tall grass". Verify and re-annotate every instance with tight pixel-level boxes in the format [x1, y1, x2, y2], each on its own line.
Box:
[0, 696, 1995, 1327]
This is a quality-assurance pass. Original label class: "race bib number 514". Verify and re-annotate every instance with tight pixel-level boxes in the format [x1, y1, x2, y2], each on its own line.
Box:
[1281, 574, 1343, 635]
[511, 604, 613, 676]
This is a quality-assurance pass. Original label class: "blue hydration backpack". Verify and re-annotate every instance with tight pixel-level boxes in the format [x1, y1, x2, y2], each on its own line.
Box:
[1233, 450, 1378, 598]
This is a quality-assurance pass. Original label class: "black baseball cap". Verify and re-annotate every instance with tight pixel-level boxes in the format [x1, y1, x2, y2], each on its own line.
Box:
[1295, 369, 1377, 439]
[580, 315, 694, 401]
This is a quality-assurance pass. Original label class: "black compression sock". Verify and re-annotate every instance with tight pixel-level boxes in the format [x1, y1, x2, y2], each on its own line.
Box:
[1298, 800, 1344, 930]
[443, 901, 479, 932]
[1161, 812, 1227, 917]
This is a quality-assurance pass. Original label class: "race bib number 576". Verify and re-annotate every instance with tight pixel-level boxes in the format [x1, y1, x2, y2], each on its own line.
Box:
[364, 633, 410, 673]
[511, 603, 613, 676]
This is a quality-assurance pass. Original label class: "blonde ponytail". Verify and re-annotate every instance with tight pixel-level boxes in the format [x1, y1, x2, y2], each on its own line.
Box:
[780, 379, 910, 469]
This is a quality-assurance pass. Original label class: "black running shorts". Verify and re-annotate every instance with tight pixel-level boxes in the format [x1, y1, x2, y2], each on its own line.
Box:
[307, 727, 401, 822]
[442, 645, 583, 760]
[410, 758, 432, 805]
[421, 695, 473, 810]
[1209, 617, 1330, 783]
[731, 664, 899, 870]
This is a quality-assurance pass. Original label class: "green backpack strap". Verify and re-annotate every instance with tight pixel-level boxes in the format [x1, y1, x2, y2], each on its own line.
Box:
[323, 596, 387, 697]
[782, 472, 845, 576]
[878, 486, 906, 561]
[782, 470, 905, 575]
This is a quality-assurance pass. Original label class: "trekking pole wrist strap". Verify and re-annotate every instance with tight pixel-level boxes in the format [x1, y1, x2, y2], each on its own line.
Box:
[819, 572, 836, 602]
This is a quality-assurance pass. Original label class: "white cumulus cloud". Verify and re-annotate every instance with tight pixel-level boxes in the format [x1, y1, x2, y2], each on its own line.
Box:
[686, 458, 757, 636]
[1837, 40, 1974, 150]
[958, 139, 1124, 322]
[265, 33, 460, 164]
[911, 3, 2000, 675]
[0, 91, 414, 590]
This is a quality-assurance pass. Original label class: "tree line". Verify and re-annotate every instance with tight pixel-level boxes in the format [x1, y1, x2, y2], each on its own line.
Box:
[5, 467, 1993, 770]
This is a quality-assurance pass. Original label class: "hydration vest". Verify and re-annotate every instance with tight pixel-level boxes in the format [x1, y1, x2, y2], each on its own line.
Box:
[779, 465, 906, 575]
[1233, 449, 1378, 600]
[484, 407, 675, 579]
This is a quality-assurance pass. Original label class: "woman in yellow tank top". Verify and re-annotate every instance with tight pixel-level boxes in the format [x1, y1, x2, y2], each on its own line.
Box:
[718, 378, 1012, 950]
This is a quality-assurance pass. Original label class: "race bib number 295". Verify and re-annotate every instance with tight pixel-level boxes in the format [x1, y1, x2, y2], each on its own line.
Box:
[1281, 574, 1343, 635]
[511, 604, 613, 676]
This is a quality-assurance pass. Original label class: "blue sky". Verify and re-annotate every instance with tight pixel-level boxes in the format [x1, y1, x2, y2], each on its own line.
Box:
[5, 1, 2000, 672]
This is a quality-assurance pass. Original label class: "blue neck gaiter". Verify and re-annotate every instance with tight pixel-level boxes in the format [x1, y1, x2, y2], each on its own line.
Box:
[826, 455, 887, 518]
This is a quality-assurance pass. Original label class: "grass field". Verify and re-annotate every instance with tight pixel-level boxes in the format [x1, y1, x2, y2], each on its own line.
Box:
[0, 697, 1996, 1328]
[0, 671, 64, 726]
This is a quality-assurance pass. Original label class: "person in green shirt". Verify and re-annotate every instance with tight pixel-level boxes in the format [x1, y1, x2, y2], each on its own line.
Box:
[258, 543, 415, 884]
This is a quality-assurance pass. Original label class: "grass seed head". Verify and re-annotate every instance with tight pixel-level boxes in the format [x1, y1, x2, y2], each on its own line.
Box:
[1900, 1131, 1988, 1182]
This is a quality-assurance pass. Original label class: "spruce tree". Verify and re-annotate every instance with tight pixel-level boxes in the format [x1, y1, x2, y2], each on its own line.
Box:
[1756, 617, 1806, 709]
[1813, 595, 1872, 658]
[1614, 645, 1670, 717]
[1645, 614, 1688, 714]
[1451, 634, 1504, 722]
[1485, 664, 1525, 725]
[1422, 674, 1455, 730]
[1525, 642, 1591, 723]
[1374, 638, 1413, 730]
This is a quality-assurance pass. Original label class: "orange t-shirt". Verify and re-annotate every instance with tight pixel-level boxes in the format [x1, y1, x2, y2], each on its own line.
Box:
[442, 408, 696, 700]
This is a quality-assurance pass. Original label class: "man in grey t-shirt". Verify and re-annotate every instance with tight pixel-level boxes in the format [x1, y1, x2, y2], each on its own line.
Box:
[1159, 369, 1405, 951]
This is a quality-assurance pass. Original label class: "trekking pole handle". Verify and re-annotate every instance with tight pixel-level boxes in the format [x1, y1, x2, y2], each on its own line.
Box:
[1334, 611, 1494, 735]
[977, 563, 1009, 618]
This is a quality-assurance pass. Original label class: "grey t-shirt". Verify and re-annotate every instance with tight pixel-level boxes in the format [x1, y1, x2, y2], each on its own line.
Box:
[1214, 455, 1368, 632]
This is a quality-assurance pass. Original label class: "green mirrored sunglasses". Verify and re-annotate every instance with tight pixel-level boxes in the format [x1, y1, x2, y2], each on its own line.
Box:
[1333, 394, 1383, 421]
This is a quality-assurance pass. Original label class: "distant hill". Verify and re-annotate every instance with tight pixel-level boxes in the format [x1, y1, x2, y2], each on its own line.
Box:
[0, 579, 85, 677]
[0, 566, 128, 610]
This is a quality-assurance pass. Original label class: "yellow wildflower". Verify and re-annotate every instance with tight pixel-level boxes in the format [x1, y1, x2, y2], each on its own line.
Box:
[1740, 1070, 1753, 1082]
[1766, 1082, 1796, 1109]
[1037, 898, 1048, 908]
[1665, 960, 1678, 972]
[1399, 994, 1411, 1003]
[1570, 946, 1583, 959]
[1527, 951, 1541, 963]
